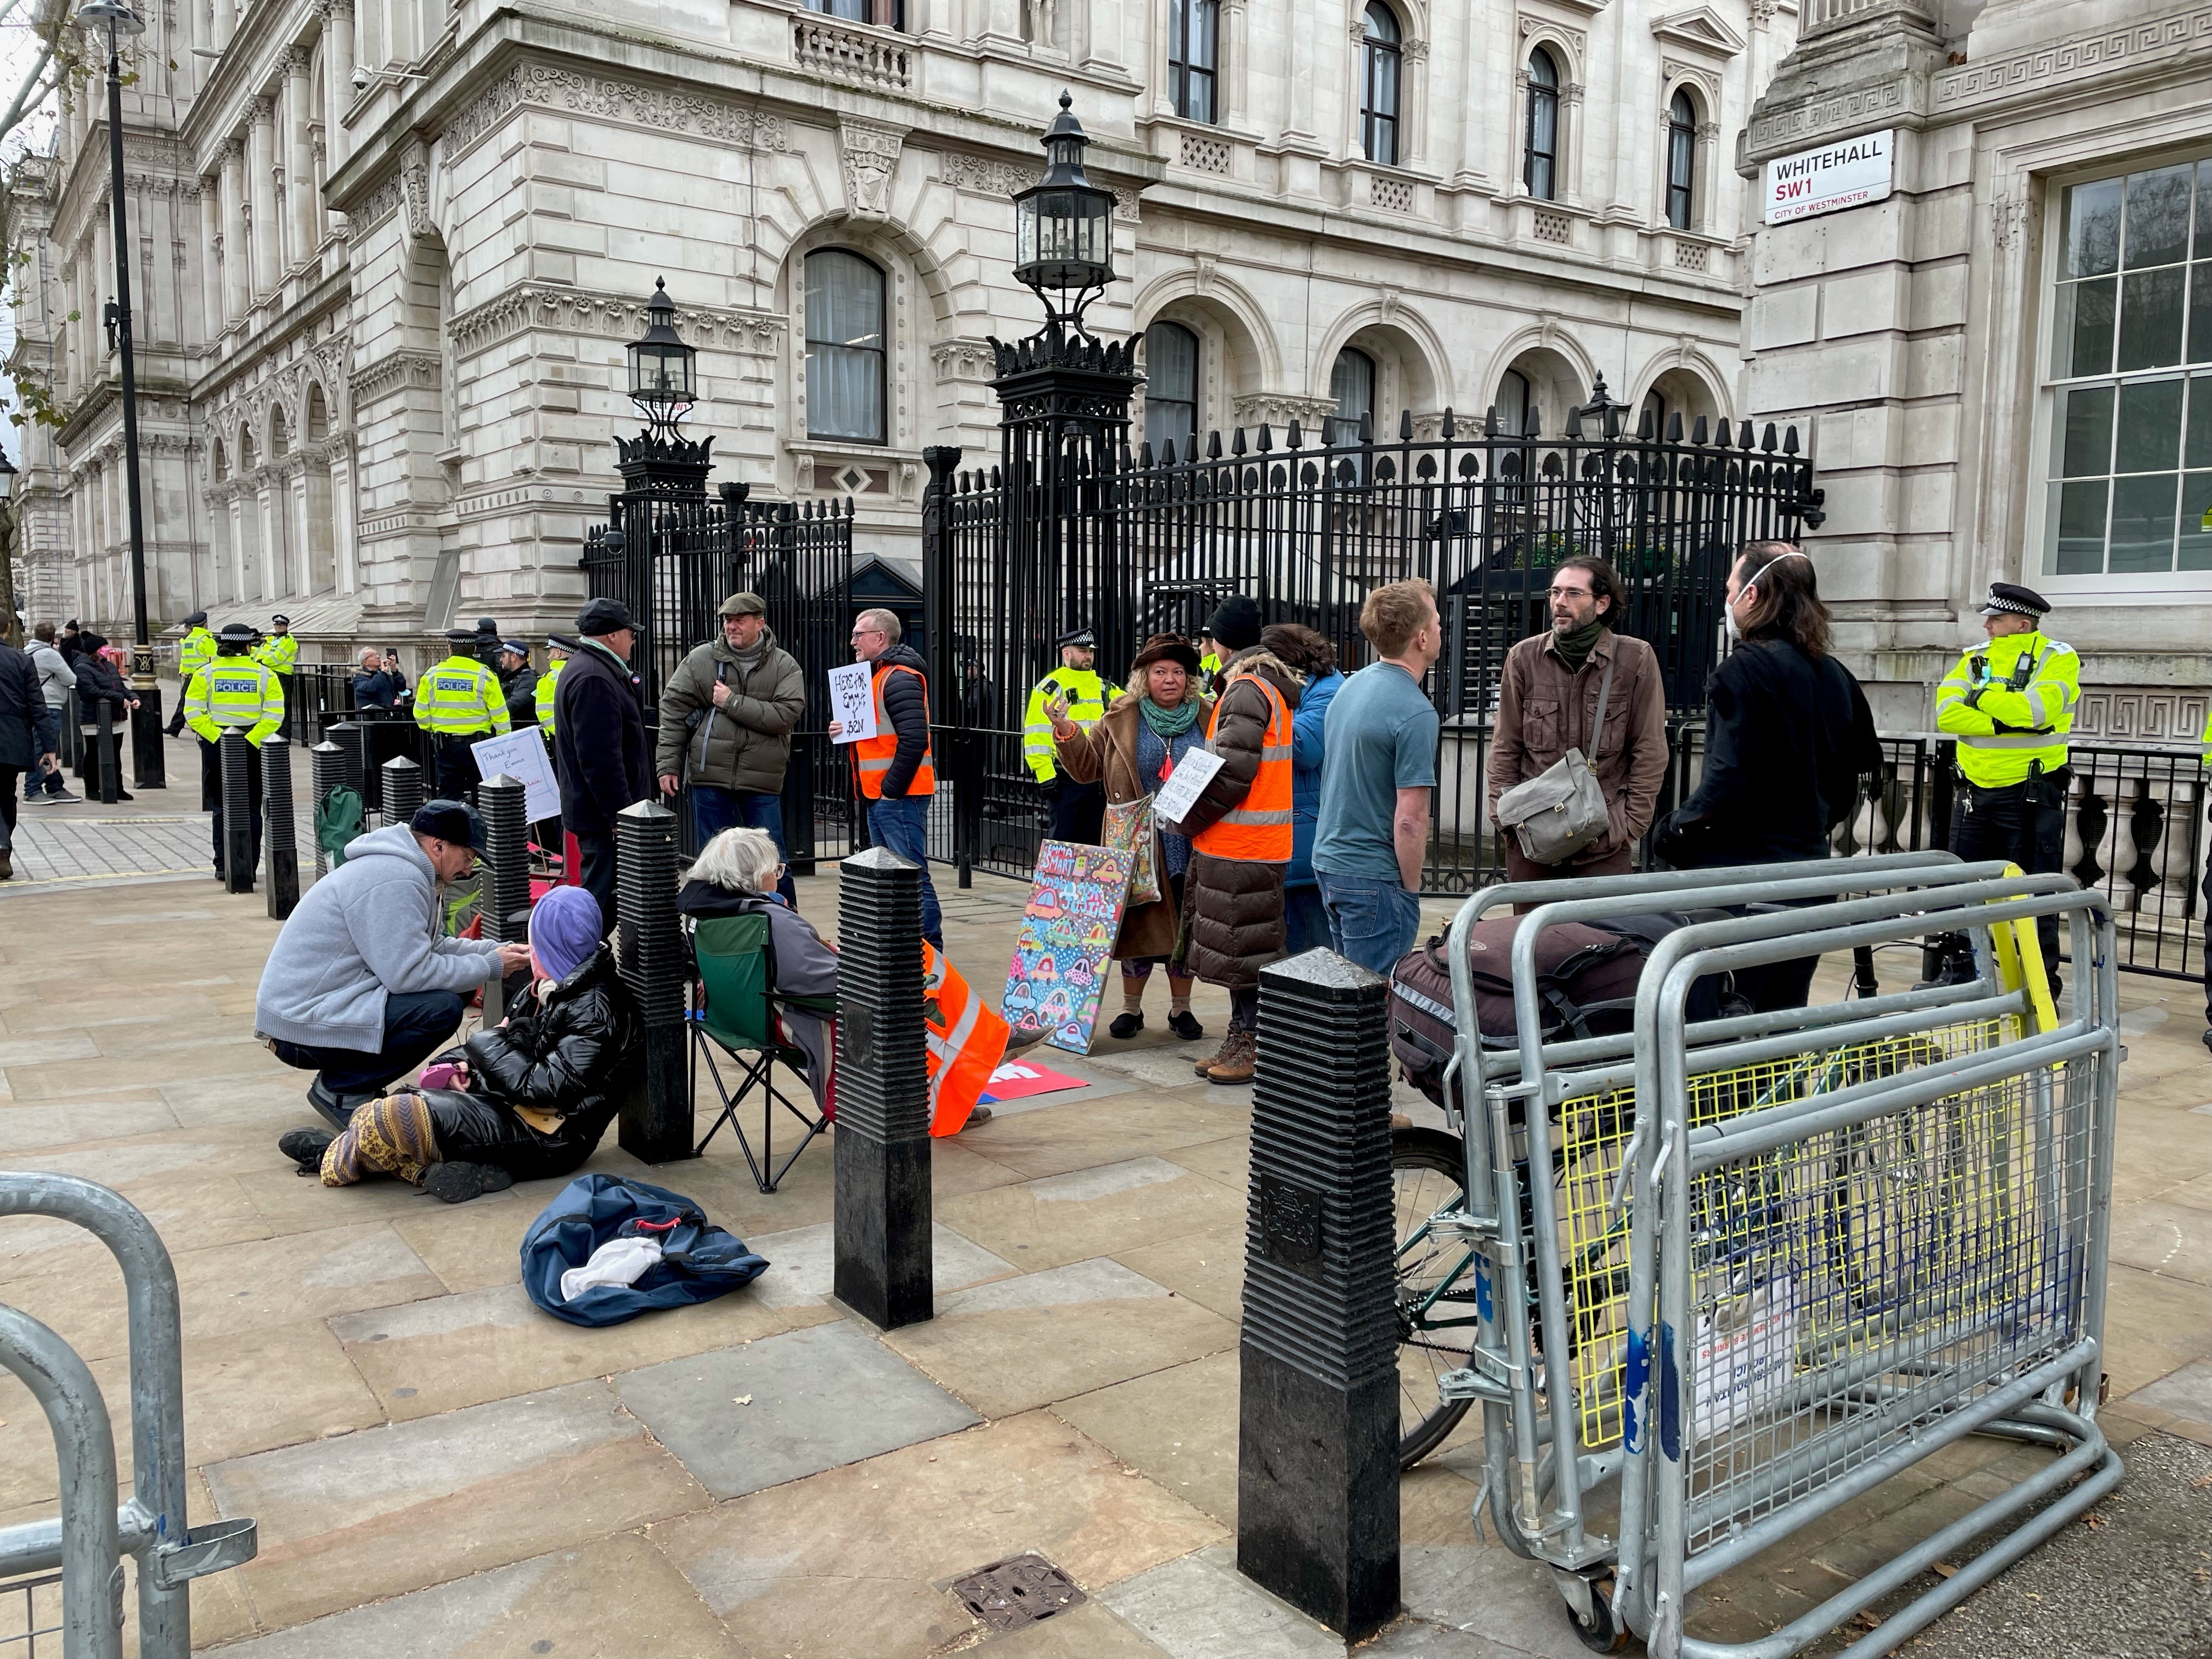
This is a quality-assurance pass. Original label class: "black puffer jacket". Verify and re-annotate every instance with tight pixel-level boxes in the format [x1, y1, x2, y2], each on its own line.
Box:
[461, 944, 642, 1120]
[872, 644, 933, 799]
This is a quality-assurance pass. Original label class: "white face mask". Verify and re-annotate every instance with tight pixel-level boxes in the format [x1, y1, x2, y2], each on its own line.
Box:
[1724, 595, 1746, 642]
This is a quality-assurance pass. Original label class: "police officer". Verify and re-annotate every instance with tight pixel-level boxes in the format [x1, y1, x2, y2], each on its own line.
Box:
[417, 626, 511, 799]
[165, 610, 216, 736]
[494, 639, 538, 727]
[533, 641, 568, 741]
[1196, 627, 1221, 695]
[255, 614, 299, 737]
[1934, 581, 2079, 995]
[184, 623, 285, 880]
[1024, 626, 1119, 844]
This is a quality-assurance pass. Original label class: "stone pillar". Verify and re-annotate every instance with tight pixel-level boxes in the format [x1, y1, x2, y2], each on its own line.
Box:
[212, 0, 235, 50]
[256, 477, 280, 600]
[198, 176, 222, 341]
[831, 845, 933, 1331]
[263, 735, 300, 918]
[1236, 950, 1399, 1641]
[247, 96, 279, 296]
[220, 137, 249, 322]
[286, 47, 317, 267]
[322, 0, 355, 172]
[330, 443, 357, 592]
[614, 799, 690, 1163]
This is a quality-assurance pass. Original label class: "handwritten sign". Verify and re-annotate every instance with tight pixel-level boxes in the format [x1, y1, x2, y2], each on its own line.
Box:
[1001, 840, 1135, 1056]
[470, 730, 561, 823]
[827, 661, 876, 745]
[1150, 747, 1223, 827]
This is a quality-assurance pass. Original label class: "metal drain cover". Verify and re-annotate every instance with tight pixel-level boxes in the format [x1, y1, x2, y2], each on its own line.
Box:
[947, 1553, 1086, 1632]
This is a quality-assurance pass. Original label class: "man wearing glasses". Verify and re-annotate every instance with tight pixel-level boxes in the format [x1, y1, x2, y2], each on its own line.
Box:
[830, 607, 943, 948]
[255, 799, 529, 1130]
[1486, 555, 1669, 885]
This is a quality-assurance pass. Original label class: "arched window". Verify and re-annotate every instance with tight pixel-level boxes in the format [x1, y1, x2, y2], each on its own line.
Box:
[1498, 368, 1532, 436]
[804, 250, 887, 444]
[1325, 347, 1375, 448]
[1525, 48, 1559, 201]
[1666, 88, 1697, 230]
[1169, 0, 1218, 123]
[1361, 3, 1402, 168]
[1143, 321, 1200, 456]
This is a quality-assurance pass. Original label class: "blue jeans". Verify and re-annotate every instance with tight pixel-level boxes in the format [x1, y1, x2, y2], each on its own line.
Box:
[268, 989, 469, 1096]
[30, 707, 65, 793]
[866, 793, 941, 946]
[1318, 871, 1422, 975]
[692, 785, 798, 906]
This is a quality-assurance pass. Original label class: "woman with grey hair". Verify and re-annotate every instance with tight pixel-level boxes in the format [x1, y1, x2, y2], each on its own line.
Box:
[677, 827, 840, 1116]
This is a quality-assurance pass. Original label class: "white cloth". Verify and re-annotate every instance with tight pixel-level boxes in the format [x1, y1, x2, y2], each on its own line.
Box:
[558, 1235, 664, 1301]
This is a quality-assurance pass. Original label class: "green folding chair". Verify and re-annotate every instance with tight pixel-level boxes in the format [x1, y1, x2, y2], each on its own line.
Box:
[688, 912, 832, 1193]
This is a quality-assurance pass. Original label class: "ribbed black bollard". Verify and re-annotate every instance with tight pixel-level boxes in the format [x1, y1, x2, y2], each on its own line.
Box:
[219, 729, 255, 894]
[326, 720, 365, 815]
[262, 736, 300, 919]
[615, 799, 690, 1163]
[1237, 949, 1400, 1641]
[478, 775, 532, 1022]
[382, 754, 425, 830]
[832, 845, 932, 1332]
[310, 741, 345, 878]
[94, 701, 120, 804]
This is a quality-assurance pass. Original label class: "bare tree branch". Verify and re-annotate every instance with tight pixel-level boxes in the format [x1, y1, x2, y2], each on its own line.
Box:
[0, 43, 56, 159]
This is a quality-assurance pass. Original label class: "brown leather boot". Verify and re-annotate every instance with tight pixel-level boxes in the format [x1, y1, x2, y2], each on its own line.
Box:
[1204, 1025, 1257, 1085]
[1194, 1036, 1230, 1077]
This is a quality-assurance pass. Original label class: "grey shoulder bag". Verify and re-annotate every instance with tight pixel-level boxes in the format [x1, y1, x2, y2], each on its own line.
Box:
[1494, 650, 1616, 866]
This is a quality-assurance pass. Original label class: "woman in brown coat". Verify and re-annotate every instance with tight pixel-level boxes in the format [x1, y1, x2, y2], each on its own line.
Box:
[1047, 635, 1210, 1042]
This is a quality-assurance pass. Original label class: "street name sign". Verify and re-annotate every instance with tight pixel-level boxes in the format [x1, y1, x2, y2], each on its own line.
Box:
[1764, 130, 1894, 225]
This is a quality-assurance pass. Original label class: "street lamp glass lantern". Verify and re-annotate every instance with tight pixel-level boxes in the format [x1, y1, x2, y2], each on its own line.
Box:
[75, 0, 144, 35]
[1013, 93, 1114, 311]
[627, 277, 695, 428]
[0, 453, 18, 504]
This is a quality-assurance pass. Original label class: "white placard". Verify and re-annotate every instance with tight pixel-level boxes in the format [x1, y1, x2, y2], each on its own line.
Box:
[1763, 129, 1893, 226]
[1150, 747, 1224, 827]
[827, 661, 877, 745]
[470, 730, 561, 823]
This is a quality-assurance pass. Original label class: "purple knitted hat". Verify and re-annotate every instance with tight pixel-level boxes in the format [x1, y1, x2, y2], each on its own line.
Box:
[529, 885, 602, 981]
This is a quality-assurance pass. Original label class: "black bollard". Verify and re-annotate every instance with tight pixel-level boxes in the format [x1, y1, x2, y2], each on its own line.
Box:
[478, 775, 531, 1021]
[831, 845, 932, 1332]
[60, 690, 82, 769]
[219, 729, 255, 894]
[1237, 949, 1399, 1641]
[310, 740, 345, 878]
[262, 736, 301, 918]
[95, 701, 120, 804]
[614, 799, 690, 1163]
[382, 754, 425, 830]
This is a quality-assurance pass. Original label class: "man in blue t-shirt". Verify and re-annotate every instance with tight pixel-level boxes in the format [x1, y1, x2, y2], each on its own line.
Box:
[1312, 579, 1442, 973]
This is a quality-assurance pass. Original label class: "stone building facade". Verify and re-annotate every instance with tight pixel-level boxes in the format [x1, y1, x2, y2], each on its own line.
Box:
[12, 0, 1795, 667]
[1741, 0, 2212, 742]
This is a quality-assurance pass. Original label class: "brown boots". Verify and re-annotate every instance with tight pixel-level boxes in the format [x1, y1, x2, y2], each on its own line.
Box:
[1198, 1025, 1257, 1085]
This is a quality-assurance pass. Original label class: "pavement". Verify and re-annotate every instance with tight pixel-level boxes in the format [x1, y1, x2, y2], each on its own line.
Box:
[2, 767, 2210, 1657]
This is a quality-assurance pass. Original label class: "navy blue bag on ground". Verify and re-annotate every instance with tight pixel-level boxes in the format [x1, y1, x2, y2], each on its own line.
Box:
[521, 1172, 769, 1328]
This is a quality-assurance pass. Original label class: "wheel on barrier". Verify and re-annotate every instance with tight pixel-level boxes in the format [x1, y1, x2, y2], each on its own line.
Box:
[1391, 1126, 1479, 1469]
[1566, 1577, 1628, 1654]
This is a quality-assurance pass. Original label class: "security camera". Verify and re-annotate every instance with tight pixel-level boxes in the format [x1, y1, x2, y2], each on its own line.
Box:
[351, 64, 370, 92]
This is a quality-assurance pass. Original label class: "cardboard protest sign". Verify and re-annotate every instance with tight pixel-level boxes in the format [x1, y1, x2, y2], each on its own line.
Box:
[1001, 839, 1135, 1056]
[827, 661, 876, 744]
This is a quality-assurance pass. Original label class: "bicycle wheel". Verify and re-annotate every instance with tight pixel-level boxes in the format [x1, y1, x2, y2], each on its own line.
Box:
[1393, 1125, 1480, 1469]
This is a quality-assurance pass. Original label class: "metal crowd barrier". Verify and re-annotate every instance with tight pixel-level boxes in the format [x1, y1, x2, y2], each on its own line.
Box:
[1414, 854, 2119, 1656]
[0, 1174, 257, 1658]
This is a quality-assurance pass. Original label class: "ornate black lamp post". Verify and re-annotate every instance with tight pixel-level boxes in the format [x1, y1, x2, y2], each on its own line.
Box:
[615, 276, 712, 494]
[1011, 92, 1117, 342]
[80, 0, 162, 786]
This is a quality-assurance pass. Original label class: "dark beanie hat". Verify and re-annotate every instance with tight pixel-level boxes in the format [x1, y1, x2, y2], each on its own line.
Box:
[1207, 595, 1262, 652]
[411, 799, 488, 853]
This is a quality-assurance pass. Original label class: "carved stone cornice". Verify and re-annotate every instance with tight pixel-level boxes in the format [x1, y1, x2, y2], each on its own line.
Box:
[350, 348, 441, 404]
[439, 61, 794, 163]
[930, 337, 996, 382]
[938, 150, 1139, 219]
[1231, 392, 1339, 430]
[447, 283, 786, 359]
[1934, 3, 2212, 114]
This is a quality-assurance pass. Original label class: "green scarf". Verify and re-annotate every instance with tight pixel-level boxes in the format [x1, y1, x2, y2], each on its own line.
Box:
[1550, 619, 1606, 674]
[1138, 695, 1202, 738]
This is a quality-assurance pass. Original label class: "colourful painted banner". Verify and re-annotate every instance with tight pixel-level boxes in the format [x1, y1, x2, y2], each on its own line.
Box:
[1000, 839, 1136, 1056]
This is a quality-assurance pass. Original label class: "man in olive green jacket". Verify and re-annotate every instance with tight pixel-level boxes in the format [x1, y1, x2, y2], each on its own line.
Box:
[656, 592, 806, 902]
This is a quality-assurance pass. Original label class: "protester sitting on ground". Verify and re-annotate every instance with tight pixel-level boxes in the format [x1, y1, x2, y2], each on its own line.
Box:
[255, 800, 529, 1128]
[276, 886, 641, 1203]
[1262, 623, 1343, 957]
[1047, 633, 1209, 1043]
[676, 826, 842, 1120]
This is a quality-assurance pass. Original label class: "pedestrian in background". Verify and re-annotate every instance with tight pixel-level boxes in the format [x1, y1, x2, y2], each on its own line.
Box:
[554, 600, 653, 929]
[1262, 622, 1342, 957]
[1173, 596, 1302, 1086]
[1654, 543, 1880, 1011]
[0, 631, 41, 880]
[1048, 633, 1209, 1043]
[1312, 580, 1441, 973]
[1023, 625, 1119, 845]
[25, 623, 79, 802]
[495, 640, 539, 729]
[656, 592, 804, 905]
[352, 647, 400, 712]
[1486, 555, 1668, 887]
[830, 606, 941, 950]
[73, 641, 138, 800]
[417, 626, 511, 799]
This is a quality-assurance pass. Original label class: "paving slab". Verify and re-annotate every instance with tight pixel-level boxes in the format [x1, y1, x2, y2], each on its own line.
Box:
[616, 1317, 982, 1497]
[328, 1278, 840, 1420]
[2101, 1263, 2212, 1398]
[1111, 1223, 1246, 1323]
[967, 1597, 1175, 1657]
[1398, 1545, 1595, 1659]
[2125, 1357, 2212, 1429]
[202, 1379, 711, 1632]
[936, 1155, 1245, 1271]
[883, 1257, 1238, 1418]
[0, 1171, 272, 1282]
[955, 1093, 1255, 1181]
[653, 1408, 1224, 1659]
[1096, 1545, 1346, 1659]
[1056, 1351, 1240, 1525]
[740, 1219, 1016, 1308]
[1162, 1132, 1250, 1190]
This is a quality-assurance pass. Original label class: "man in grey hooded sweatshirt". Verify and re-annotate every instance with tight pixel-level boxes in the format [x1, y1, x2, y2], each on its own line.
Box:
[256, 800, 529, 1128]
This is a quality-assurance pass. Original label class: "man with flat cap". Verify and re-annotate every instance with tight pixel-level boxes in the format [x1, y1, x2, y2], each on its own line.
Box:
[1934, 581, 2079, 994]
[419, 625, 511, 798]
[1024, 625, 1120, 845]
[554, 598, 653, 926]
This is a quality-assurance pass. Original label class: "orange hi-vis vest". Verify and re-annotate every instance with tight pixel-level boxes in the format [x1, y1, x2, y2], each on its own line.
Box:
[855, 663, 937, 799]
[923, 943, 1008, 1136]
[1193, 670, 1295, 862]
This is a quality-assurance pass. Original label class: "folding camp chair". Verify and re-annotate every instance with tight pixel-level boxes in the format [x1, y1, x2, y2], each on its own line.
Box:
[689, 912, 832, 1193]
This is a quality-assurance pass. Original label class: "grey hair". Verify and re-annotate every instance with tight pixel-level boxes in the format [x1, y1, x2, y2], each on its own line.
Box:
[358, 648, 381, 668]
[856, 606, 902, 643]
[692, 826, 783, 894]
